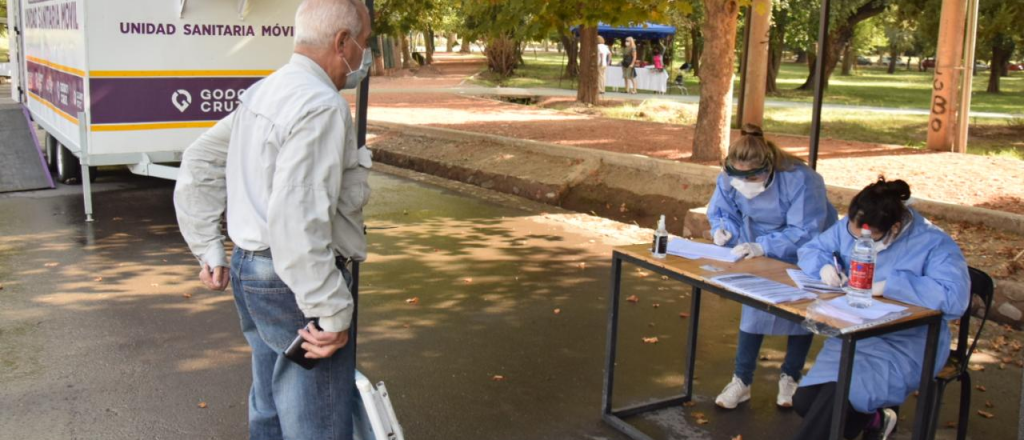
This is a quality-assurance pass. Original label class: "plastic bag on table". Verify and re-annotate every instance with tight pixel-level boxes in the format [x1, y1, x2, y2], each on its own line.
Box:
[801, 299, 853, 337]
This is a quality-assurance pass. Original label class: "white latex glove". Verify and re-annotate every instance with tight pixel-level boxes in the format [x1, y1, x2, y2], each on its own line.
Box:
[872, 280, 886, 297]
[731, 242, 765, 260]
[713, 228, 733, 246]
[819, 265, 849, 287]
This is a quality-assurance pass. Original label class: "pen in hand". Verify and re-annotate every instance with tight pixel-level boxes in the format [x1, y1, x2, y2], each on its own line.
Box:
[832, 251, 848, 286]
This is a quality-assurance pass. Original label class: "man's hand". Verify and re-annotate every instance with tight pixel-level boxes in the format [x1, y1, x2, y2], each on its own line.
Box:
[199, 264, 230, 291]
[298, 324, 350, 359]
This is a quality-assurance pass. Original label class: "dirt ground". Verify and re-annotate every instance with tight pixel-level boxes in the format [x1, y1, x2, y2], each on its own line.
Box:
[363, 54, 1024, 216]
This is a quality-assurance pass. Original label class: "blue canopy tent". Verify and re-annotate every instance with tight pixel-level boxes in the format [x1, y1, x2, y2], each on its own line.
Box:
[571, 23, 677, 41]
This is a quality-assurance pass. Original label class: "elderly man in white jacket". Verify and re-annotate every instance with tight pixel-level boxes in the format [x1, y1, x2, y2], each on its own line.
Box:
[173, 0, 373, 438]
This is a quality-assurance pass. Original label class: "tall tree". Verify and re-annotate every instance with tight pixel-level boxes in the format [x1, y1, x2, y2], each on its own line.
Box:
[796, 0, 890, 90]
[881, 7, 916, 74]
[692, 0, 740, 162]
[976, 0, 1024, 93]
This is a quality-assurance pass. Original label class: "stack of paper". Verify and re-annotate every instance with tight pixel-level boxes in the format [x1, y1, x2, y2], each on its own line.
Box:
[666, 239, 741, 263]
[814, 297, 908, 325]
[787, 269, 845, 294]
[710, 273, 817, 304]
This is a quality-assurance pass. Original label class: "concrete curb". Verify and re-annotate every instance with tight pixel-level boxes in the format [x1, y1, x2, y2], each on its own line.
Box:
[368, 120, 1024, 236]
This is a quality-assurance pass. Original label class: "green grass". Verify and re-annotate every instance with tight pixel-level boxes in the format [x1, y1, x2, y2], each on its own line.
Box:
[472, 52, 1024, 116]
[544, 97, 1024, 160]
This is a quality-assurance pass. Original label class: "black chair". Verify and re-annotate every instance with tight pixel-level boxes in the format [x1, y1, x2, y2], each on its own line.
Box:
[927, 266, 995, 440]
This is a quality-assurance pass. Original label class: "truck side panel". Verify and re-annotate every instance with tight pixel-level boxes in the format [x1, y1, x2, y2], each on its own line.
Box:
[86, 0, 300, 156]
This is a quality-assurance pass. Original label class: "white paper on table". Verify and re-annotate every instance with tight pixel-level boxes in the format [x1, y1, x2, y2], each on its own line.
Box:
[787, 268, 845, 293]
[666, 239, 741, 263]
[710, 273, 817, 304]
[825, 297, 908, 321]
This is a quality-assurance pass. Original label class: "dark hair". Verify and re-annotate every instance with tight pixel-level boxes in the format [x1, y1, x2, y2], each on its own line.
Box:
[654, 47, 662, 55]
[847, 177, 911, 232]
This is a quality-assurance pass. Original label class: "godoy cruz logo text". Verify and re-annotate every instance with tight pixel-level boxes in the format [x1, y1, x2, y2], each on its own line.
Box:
[172, 89, 192, 112]
[170, 88, 248, 114]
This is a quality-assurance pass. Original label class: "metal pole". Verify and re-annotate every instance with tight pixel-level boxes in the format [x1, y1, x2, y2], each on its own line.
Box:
[808, 0, 832, 170]
[355, 0, 374, 148]
[736, 7, 752, 129]
[955, 0, 979, 154]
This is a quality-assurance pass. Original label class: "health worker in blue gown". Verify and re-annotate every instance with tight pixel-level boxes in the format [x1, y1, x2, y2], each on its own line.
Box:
[706, 124, 838, 410]
[791, 177, 970, 440]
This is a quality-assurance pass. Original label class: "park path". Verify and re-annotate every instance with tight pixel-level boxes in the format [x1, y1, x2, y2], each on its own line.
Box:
[354, 53, 1024, 215]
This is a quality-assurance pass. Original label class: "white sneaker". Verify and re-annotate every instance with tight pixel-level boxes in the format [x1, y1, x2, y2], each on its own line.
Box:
[715, 376, 751, 409]
[879, 408, 898, 440]
[776, 374, 799, 408]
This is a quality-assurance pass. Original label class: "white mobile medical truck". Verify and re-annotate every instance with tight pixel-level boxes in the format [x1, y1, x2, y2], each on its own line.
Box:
[8, 0, 298, 220]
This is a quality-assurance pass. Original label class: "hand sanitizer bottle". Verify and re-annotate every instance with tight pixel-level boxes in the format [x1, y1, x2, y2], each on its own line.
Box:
[652, 215, 668, 259]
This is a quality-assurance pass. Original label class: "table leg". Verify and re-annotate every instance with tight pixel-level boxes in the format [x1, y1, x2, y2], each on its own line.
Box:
[830, 337, 857, 440]
[684, 286, 702, 400]
[602, 255, 624, 416]
[912, 318, 941, 440]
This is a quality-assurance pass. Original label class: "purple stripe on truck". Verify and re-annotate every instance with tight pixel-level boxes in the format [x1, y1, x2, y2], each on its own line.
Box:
[89, 77, 264, 125]
[27, 61, 86, 118]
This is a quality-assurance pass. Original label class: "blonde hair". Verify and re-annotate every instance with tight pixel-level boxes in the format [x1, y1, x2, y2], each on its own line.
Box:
[726, 124, 803, 171]
[597, 36, 605, 44]
[625, 37, 635, 47]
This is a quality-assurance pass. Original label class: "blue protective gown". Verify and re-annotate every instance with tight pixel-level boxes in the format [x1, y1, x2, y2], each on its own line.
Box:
[707, 163, 838, 335]
[797, 209, 970, 413]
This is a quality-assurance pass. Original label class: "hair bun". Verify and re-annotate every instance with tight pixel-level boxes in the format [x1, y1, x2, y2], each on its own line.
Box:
[740, 123, 764, 138]
[874, 176, 911, 201]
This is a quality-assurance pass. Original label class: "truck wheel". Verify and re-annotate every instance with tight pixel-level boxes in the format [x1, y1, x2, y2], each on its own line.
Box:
[56, 144, 82, 185]
[45, 134, 59, 172]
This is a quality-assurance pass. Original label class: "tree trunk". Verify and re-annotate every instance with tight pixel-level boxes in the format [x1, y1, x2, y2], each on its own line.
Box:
[766, 8, 788, 94]
[446, 33, 456, 53]
[689, 27, 702, 76]
[988, 35, 1013, 93]
[577, 26, 600, 105]
[460, 36, 472, 53]
[887, 48, 898, 74]
[795, 50, 807, 63]
[543, 39, 550, 52]
[400, 33, 412, 69]
[425, 28, 435, 65]
[841, 44, 854, 76]
[796, 1, 887, 90]
[561, 33, 579, 78]
[692, 0, 740, 163]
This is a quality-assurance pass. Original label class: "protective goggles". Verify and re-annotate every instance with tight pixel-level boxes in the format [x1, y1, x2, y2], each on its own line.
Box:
[724, 161, 771, 179]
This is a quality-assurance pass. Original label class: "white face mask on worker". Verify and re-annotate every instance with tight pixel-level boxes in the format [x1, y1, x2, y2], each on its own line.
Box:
[730, 178, 766, 199]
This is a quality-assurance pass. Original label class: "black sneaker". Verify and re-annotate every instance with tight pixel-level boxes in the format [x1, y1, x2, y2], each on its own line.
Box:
[862, 408, 898, 440]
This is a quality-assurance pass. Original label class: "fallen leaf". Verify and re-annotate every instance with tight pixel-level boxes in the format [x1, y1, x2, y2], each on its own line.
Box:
[162, 259, 168, 263]
[553, 308, 561, 315]
[635, 271, 650, 278]
[491, 375, 506, 381]
[999, 363, 1007, 370]
[682, 401, 696, 407]
[433, 248, 439, 253]
[405, 297, 420, 305]
[1016, 360, 1024, 368]
[944, 421, 957, 429]
[976, 385, 987, 392]
[985, 401, 994, 408]
[642, 337, 659, 344]
[627, 295, 640, 303]
[977, 410, 994, 419]
[969, 364, 985, 372]
[182, 293, 192, 299]
[151, 283, 160, 287]
[93, 277, 103, 282]
[0, 284, 4, 291]
[1012, 341, 1022, 352]
[578, 262, 586, 269]
[402, 324, 410, 329]
[1003, 357, 1014, 363]
[463, 278, 473, 284]
[652, 303, 661, 309]
[679, 312, 690, 319]
[696, 418, 709, 425]
[44, 262, 59, 267]
[732, 436, 742, 440]
[661, 276, 669, 281]
[692, 412, 706, 419]
[648, 322, 656, 327]
[197, 402, 208, 409]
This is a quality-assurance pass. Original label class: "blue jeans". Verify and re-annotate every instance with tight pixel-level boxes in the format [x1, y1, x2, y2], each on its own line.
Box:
[734, 330, 813, 386]
[231, 250, 355, 440]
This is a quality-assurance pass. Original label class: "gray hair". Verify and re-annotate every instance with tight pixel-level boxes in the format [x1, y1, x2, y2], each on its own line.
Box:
[294, 0, 364, 48]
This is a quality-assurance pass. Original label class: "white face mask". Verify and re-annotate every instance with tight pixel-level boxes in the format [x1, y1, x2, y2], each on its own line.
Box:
[872, 240, 890, 253]
[730, 178, 766, 199]
[342, 42, 372, 90]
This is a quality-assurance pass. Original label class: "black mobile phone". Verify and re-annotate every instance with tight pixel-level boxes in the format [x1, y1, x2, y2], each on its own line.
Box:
[284, 319, 321, 370]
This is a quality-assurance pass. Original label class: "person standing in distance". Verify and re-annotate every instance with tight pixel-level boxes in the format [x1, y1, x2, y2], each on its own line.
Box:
[173, 0, 374, 438]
